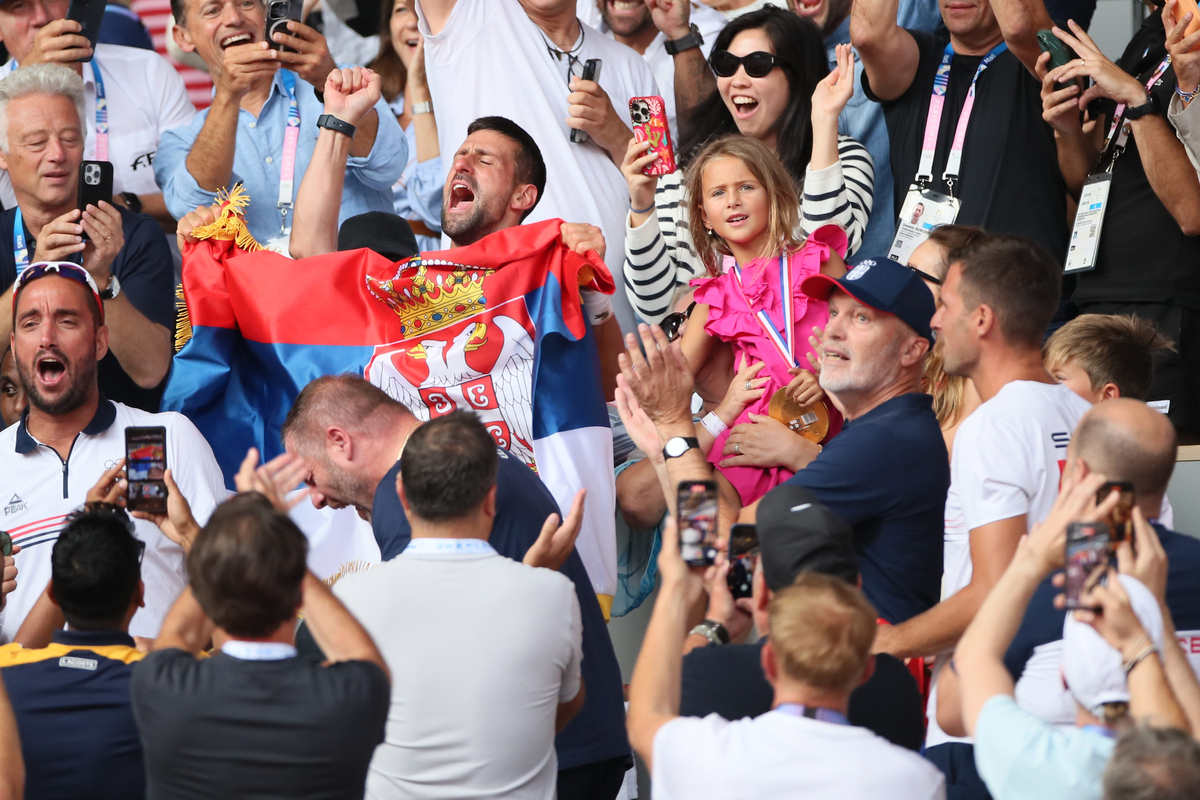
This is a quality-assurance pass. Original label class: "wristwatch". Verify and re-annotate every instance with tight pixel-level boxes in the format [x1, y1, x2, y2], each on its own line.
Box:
[690, 620, 730, 646]
[100, 273, 121, 301]
[316, 113, 357, 139]
[119, 191, 142, 214]
[410, 100, 433, 116]
[1124, 95, 1159, 121]
[664, 22, 703, 56]
[663, 436, 700, 459]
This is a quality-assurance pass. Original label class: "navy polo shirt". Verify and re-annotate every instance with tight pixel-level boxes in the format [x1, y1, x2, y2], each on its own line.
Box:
[781, 392, 949, 623]
[371, 448, 631, 772]
[0, 206, 175, 411]
[0, 628, 145, 799]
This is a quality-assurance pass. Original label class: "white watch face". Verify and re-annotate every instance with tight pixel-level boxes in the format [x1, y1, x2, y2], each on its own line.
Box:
[665, 437, 691, 458]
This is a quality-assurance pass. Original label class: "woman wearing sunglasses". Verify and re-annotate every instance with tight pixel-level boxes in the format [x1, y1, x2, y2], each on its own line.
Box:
[620, 6, 873, 324]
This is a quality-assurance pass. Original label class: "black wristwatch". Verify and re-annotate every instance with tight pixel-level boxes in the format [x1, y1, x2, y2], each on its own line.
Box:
[119, 191, 142, 214]
[316, 113, 356, 139]
[663, 436, 700, 459]
[1124, 95, 1159, 121]
[664, 22, 703, 56]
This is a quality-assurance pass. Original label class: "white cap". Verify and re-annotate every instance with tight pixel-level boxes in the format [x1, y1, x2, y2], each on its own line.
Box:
[1063, 574, 1164, 716]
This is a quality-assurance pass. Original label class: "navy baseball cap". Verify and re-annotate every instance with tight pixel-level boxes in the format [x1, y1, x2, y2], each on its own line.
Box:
[756, 484, 858, 592]
[801, 256, 936, 342]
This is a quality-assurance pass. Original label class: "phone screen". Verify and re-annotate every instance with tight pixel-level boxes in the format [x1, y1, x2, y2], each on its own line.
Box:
[1064, 521, 1109, 610]
[677, 480, 718, 567]
[727, 523, 758, 599]
[125, 426, 168, 514]
[1096, 481, 1135, 548]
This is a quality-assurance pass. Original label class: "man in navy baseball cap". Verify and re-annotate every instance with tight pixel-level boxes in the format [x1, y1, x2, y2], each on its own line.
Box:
[801, 256, 937, 342]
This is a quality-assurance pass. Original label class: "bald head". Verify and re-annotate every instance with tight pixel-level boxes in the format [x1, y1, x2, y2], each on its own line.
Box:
[1073, 399, 1177, 500]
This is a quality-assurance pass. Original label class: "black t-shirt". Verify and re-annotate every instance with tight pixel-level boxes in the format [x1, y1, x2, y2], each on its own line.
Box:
[864, 32, 1069, 260]
[0, 206, 175, 411]
[781, 393, 948, 624]
[680, 639, 925, 751]
[1071, 11, 1200, 309]
[131, 649, 387, 799]
[370, 449, 631, 772]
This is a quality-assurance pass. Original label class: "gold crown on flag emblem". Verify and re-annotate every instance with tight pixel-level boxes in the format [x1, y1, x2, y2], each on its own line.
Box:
[372, 262, 493, 337]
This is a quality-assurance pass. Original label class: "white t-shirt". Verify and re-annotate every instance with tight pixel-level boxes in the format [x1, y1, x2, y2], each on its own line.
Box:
[416, 0, 659, 333]
[577, 1, 727, 139]
[0, 399, 227, 642]
[334, 538, 583, 800]
[927, 380, 1092, 747]
[652, 710, 946, 800]
[716, 0, 790, 18]
[0, 44, 196, 204]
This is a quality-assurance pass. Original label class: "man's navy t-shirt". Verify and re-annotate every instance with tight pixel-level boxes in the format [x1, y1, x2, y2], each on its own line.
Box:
[781, 393, 948, 623]
[371, 448, 631, 772]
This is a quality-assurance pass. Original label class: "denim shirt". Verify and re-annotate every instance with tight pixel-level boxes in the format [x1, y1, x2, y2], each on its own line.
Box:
[155, 68, 406, 246]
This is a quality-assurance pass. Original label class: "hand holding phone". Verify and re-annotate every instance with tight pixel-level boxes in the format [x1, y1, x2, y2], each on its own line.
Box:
[78, 161, 114, 241]
[1065, 521, 1110, 610]
[126, 426, 168, 514]
[678, 480, 718, 567]
[629, 96, 676, 175]
[570, 59, 603, 145]
[66, 0, 106, 62]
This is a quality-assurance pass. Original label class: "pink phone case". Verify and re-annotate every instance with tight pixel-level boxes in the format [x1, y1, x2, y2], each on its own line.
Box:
[629, 96, 676, 176]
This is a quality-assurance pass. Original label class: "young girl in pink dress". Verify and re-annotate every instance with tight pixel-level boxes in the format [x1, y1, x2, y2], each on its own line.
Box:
[678, 135, 847, 506]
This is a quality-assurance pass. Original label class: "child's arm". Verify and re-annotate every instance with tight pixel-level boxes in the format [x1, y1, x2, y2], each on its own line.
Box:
[679, 303, 715, 376]
[695, 355, 767, 455]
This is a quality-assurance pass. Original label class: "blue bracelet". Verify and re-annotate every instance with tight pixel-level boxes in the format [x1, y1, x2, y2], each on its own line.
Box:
[630, 201, 655, 214]
[1177, 84, 1199, 105]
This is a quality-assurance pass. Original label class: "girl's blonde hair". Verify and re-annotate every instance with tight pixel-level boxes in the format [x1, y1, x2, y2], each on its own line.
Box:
[922, 338, 969, 429]
[685, 135, 803, 276]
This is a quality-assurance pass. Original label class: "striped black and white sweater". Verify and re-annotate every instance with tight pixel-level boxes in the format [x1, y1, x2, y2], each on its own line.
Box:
[622, 134, 875, 323]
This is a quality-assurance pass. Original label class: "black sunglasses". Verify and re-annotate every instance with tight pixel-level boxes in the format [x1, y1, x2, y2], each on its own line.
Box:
[659, 301, 697, 342]
[709, 50, 783, 79]
[906, 265, 943, 286]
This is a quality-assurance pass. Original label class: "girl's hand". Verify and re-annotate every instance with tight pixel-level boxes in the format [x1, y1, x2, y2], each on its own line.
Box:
[812, 43, 855, 122]
[714, 355, 768, 426]
[786, 367, 824, 407]
[1164, 0, 1200, 96]
[806, 326, 825, 375]
[621, 137, 660, 217]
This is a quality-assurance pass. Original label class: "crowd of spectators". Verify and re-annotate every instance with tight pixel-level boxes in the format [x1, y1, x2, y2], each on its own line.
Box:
[3, 0, 1200, 798]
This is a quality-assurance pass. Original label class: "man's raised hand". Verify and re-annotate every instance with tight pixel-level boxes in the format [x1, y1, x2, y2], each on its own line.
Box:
[524, 489, 586, 571]
[235, 447, 311, 513]
[322, 66, 381, 127]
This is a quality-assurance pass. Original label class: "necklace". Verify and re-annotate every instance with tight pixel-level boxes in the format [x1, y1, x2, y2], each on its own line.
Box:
[397, 424, 418, 461]
[535, 19, 586, 89]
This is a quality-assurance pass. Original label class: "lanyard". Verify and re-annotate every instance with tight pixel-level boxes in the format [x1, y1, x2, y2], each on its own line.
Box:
[92, 60, 108, 162]
[917, 42, 1008, 192]
[277, 70, 302, 232]
[1101, 53, 1172, 158]
[12, 206, 28, 274]
[221, 640, 297, 660]
[403, 537, 496, 555]
[775, 703, 850, 726]
[731, 254, 796, 368]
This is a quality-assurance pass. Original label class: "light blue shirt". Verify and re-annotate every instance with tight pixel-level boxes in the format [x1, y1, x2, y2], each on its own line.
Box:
[387, 94, 444, 252]
[974, 695, 1114, 800]
[155, 68, 407, 245]
[830, 0, 942, 257]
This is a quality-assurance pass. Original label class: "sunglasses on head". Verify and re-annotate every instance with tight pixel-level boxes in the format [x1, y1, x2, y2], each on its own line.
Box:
[659, 301, 697, 342]
[906, 264, 943, 286]
[12, 261, 105, 322]
[709, 50, 783, 79]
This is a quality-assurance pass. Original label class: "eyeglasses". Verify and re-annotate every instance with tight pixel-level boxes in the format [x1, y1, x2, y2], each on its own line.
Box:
[709, 50, 783, 79]
[906, 265, 943, 286]
[12, 261, 105, 323]
[659, 301, 697, 342]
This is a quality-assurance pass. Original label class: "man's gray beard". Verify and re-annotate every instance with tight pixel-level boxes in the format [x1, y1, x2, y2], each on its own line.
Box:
[818, 339, 903, 397]
[320, 456, 378, 515]
[15, 355, 96, 416]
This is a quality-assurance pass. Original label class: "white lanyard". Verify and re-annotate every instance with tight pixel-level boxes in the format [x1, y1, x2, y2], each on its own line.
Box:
[916, 42, 1007, 193]
[731, 254, 796, 368]
[1101, 54, 1172, 156]
[221, 640, 297, 660]
[277, 70, 302, 232]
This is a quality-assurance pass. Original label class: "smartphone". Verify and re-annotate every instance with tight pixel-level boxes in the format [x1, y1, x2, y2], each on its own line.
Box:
[727, 523, 759, 599]
[1097, 481, 1135, 550]
[0, 531, 11, 557]
[677, 480, 718, 567]
[77, 160, 113, 240]
[125, 426, 168, 514]
[1064, 521, 1110, 610]
[570, 59, 603, 145]
[629, 96, 676, 175]
[1174, 0, 1200, 43]
[1036, 30, 1076, 71]
[66, 0, 106, 61]
[266, 0, 304, 52]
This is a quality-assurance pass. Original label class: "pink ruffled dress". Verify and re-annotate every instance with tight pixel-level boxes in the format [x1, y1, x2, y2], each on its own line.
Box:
[691, 225, 848, 506]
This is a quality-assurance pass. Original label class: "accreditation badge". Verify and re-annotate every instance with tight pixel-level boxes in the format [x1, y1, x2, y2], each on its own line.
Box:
[887, 184, 961, 265]
[1064, 173, 1112, 274]
[768, 388, 831, 443]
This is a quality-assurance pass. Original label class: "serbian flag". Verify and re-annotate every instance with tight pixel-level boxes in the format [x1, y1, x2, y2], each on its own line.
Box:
[163, 202, 619, 599]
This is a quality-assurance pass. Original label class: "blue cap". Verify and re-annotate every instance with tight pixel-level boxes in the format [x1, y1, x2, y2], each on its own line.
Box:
[801, 256, 936, 342]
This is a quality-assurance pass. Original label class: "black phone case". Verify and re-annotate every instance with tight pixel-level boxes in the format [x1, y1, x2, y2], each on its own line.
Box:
[570, 59, 603, 144]
[67, 0, 107, 61]
[267, 0, 304, 52]
[77, 161, 114, 240]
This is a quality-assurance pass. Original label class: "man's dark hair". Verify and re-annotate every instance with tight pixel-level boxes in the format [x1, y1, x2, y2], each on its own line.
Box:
[400, 410, 498, 522]
[188, 493, 308, 638]
[948, 233, 1062, 350]
[466, 116, 546, 221]
[1104, 726, 1200, 800]
[51, 506, 143, 630]
[170, 0, 188, 30]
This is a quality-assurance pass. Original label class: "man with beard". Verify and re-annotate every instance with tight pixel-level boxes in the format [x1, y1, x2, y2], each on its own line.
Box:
[0, 262, 227, 644]
[277, 374, 632, 800]
[736, 256, 947, 628]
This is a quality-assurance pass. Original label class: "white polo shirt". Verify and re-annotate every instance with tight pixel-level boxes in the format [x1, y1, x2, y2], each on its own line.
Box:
[0, 397, 227, 643]
[334, 537, 582, 800]
[0, 43, 196, 204]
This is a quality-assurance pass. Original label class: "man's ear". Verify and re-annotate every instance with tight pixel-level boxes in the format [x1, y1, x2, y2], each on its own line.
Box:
[974, 303, 997, 341]
[94, 322, 110, 362]
[326, 426, 353, 463]
[900, 333, 930, 368]
[858, 653, 876, 687]
[172, 23, 196, 54]
[483, 484, 498, 518]
[512, 183, 537, 215]
[135, 579, 146, 610]
[1100, 382, 1120, 401]
[0, 146, 9, 172]
[47, 580, 61, 608]
[395, 473, 409, 512]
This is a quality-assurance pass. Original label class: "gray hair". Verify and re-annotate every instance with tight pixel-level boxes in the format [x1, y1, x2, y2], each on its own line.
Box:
[1104, 726, 1200, 800]
[0, 64, 87, 153]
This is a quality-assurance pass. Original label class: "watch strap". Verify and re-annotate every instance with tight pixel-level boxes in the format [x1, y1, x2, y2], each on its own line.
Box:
[100, 273, 121, 301]
[690, 620, 730, 646]
[410, 100, 433, 115]
[664, 436, 700, 459]
[1124, 95, 1159, 121]
[317, 113, 357, 138]
[664, 23, 703, 56]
